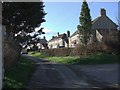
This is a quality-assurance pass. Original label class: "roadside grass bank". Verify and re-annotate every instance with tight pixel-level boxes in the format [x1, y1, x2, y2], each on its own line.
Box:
[28, 52, 119, 65]
[3, 56, 35, 89]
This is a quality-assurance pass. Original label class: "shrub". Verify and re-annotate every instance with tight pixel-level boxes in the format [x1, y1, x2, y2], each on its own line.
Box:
[4, 38, 22, 69]
[104, 30, 120, 54]
[74, 42, 110, 56]
[40, 48, 74, 57]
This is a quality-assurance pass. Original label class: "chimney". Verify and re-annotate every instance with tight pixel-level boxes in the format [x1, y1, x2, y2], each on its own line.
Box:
[67, 31, 70, 37]
[57, 32, 59, 36]
[83, 0, 86, 2]
[43, 36, 46, 39]
[52, 36, 54, 39]
[100, 8, 106, 16]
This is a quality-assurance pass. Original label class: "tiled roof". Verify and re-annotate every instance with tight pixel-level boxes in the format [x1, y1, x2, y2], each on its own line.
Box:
[70, 30, 79, 37]
[71, 15, 118, 37]
[92, 16, 101, 24]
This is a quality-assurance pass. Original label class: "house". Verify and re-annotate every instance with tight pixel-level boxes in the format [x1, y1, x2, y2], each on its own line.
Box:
[27, 36, 48, 50]
[69, 30, 79, 47]
[69, 8, 118, 47]
[48, 31, 70, 49]
[36, 36, 48, 50]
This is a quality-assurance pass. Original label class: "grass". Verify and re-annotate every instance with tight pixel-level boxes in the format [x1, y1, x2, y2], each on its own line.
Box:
[28, 51, 46, 58]
[29, 51, 119, 65]
[3, 57, 35, 89]
[46, 54, 119, 65]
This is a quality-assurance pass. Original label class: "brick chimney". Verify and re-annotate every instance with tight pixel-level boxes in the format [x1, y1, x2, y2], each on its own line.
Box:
[43, 36, 46, 39]
[52, 36, 54, 39]
[57, 32, 59, 36]
[100, 8, 106, 16]
[67, 31, 70, 37]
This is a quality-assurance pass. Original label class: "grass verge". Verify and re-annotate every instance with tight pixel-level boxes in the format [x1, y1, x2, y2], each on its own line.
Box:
[3, 56, 35, 89]
[29, 52, 119, 65]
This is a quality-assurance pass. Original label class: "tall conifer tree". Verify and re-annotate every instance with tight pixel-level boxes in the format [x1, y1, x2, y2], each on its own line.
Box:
[77, 0, 92, 45]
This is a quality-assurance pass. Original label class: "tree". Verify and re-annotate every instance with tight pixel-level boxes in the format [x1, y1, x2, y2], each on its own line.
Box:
[2, 2, 46, 44]
[77, 0, 92, 45]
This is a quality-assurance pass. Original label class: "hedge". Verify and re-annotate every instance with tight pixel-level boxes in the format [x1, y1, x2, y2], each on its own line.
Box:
[40, 42, 119, 57]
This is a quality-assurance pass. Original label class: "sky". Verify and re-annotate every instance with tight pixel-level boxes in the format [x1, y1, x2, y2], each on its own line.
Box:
[35, 1, 118, 41]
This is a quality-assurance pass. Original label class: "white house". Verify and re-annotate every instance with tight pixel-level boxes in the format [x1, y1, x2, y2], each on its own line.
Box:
[48, 31, 70, 49]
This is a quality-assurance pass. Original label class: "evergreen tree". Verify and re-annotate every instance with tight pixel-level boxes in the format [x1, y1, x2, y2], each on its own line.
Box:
[2, 2, 46, 44]
[77, 0, 92, 45]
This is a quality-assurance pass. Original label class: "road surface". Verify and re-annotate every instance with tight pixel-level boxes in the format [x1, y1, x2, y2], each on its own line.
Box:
[24, 55, 119, 90]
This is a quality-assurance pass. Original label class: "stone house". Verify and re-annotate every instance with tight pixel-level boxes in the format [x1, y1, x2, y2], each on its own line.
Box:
[69, 8, 118, 47]
[48, 31, 70, 49]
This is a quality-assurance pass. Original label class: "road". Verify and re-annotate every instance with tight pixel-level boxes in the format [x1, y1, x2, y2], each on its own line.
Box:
[24, 55, 119, 90]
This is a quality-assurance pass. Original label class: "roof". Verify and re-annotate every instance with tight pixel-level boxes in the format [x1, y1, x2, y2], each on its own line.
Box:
[70, 30, 79, 37]
[91, 15, 118, 30]
[71, 15, 118, 37]
[39, 39, 47, 44]
[48, 33, 67, 42]
[92, 16, 101, 24]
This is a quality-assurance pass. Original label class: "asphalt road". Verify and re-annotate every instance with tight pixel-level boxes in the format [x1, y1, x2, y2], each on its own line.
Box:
[23, 55, 119, 90]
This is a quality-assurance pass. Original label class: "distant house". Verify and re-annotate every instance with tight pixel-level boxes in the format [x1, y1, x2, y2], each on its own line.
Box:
[69, 8, 118, 47]
[48, 31, 70, 49]
[36, 36, 48, 50]
[27, 36, 48, 50]
[69, 30, 79, 47]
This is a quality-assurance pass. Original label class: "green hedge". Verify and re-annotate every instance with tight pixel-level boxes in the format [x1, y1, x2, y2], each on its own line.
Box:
[40, 48, 75, 57]
[40, 42, 119, 57]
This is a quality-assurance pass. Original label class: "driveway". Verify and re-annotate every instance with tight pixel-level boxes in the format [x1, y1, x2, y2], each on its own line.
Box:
[23, 55, 119, 90]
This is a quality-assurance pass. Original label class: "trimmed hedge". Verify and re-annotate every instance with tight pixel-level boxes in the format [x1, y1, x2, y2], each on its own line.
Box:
[40, 42, 119, 57]
[40, 48, 75, 57]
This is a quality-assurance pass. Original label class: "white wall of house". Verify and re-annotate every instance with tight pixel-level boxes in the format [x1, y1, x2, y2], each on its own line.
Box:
[48, 38, 67, 49]
[37, 43, 45, 49]
[69, 34, 79, 47]
[96, 30, 103, 42]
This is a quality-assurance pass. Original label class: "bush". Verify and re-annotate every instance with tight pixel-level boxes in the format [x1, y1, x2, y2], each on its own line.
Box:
[74, 42, 110, 56]
[104, 30, 120, 54]
[4, 38, 22, 69]
[40, 48, 74, 57]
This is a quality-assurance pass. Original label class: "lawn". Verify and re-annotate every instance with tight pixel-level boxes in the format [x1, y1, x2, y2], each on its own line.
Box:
[29, 52, 119, 65]
[3, 56, 35, 89]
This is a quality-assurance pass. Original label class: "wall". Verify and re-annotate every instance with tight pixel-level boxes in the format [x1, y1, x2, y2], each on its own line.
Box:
[69, 34, 79, 47]
[48, 38, 64, 49]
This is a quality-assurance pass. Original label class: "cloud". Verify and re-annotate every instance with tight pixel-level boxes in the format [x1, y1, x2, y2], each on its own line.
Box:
[43, 28, 57, 34]
[35, 27, 56, 34]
